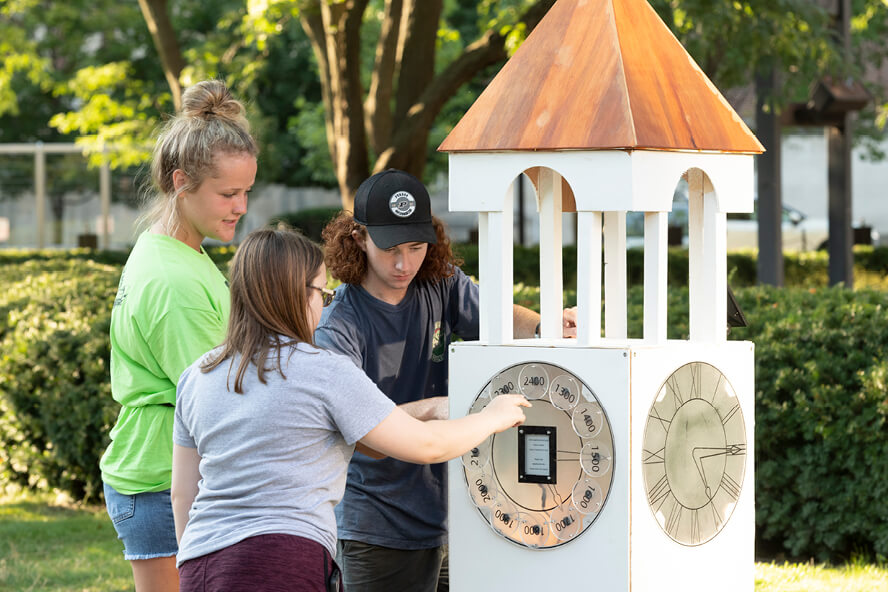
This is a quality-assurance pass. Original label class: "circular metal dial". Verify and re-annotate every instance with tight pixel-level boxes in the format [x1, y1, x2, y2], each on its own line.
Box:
[461, 362, 615, 549]
[642, 361, 747, 546]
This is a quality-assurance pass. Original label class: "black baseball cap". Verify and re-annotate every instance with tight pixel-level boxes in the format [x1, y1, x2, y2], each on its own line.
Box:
[353, 169, 437, 249]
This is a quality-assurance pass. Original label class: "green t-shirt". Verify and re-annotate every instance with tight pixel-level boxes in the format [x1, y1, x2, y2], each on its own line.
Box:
[100, 232, 230, 494]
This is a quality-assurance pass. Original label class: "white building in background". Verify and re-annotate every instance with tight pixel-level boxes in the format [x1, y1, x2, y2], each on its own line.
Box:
[0, 132, 886, 249]
[782, 130, 888, 238]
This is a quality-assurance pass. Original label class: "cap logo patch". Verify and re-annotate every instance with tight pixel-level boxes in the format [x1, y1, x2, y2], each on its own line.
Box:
[389, 191, 416, 218]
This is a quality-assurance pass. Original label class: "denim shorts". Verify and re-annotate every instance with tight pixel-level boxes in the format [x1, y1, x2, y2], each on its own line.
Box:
[103, 482, 178, 560]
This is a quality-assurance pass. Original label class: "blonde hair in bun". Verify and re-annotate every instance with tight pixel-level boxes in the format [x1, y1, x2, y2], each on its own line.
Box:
[140, 79, 259, 236]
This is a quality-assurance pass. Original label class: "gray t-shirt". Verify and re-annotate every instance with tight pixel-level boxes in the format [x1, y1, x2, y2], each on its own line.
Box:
[173, 341, 395, 565]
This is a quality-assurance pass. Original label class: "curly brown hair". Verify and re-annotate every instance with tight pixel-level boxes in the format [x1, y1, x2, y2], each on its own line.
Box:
[321, 211, 463, 285]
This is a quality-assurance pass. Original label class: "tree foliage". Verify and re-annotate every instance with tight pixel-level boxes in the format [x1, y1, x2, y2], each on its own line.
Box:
[288, 0, 558, 207]
[650, 0, 837, 101]
[650, 0, 888, 152]
[1, 0, 887, 207]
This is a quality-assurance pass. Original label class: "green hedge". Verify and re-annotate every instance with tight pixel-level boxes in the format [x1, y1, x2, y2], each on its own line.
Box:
[455, 244, 888, 290]
[2, 248, 887, 561]
[0, 248, 130, 267]
[0, 246, 236, 273]
[0, 259, 121, 501]
[269, 207, 342, 243]
[740, 287, 888, 561]
[0, 249, 235, 502]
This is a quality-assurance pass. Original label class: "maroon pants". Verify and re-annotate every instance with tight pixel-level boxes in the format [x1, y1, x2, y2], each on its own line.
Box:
[179, 534, 341, 592]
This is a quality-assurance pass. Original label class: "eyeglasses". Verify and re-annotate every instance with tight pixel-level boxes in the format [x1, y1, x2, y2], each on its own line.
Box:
[307, 285, 335, 307]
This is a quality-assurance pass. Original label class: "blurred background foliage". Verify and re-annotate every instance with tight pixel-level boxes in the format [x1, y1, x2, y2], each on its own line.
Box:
[1, 0, 886, 204]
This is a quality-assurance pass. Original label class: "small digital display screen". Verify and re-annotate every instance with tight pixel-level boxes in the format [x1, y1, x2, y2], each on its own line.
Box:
[524, 434, 551, 476]
[518, 426, 556, 484]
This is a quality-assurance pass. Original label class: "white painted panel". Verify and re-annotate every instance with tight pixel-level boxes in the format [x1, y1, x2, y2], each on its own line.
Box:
[448, 151, 633, 212]
[630, 151, 756, 213]
[449, 344, 631, 592]
[448, 150, 753, 215]
[448, 341, 754, 591]
[629, 342, 755, 592]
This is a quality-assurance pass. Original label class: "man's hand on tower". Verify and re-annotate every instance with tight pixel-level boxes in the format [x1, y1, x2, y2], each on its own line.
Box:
[562, 306, 578, 338]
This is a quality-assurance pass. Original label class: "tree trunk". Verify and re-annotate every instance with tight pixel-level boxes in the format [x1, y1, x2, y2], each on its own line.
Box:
[305, 0, 556, 208]
[384, 0, 441, 176]
[138, 0, 185, 111]
[377, 0, 555, 176]
[301, 0, 370, 211]
[375, 0, 555, 171]
[50, 194, 64, 245]
[365, 0, 404, 155]
[299, 5, 338, 186]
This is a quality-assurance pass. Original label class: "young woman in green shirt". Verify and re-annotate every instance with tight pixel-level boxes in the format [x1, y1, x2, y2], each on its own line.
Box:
[99, 79, 258, 592]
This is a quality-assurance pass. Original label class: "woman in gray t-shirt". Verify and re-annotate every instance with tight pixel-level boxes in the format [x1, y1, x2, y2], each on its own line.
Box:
[171, 227, 529, 592]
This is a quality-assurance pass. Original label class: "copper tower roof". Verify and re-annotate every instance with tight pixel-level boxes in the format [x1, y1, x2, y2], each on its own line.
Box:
[439, 0, 764, 154]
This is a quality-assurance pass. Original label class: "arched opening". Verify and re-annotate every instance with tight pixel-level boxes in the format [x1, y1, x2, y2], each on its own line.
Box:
[512, 166, 579, 339]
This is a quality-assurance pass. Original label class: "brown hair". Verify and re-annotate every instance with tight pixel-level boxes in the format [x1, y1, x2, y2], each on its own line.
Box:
[201, 226, 323, 393]
[139, 79, 259, 235]
[321, 212, 463, 285]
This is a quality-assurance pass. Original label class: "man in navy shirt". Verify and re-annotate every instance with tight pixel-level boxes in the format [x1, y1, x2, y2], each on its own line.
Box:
[316, 169, 576, 592]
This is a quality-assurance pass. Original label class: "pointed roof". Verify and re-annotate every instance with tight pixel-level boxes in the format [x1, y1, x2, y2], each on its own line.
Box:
[438, 0, 763, 154]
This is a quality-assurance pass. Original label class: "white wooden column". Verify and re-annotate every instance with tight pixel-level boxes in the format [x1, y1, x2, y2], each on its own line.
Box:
[688, 170, 726, 342]
[701, 184, 727, 342]
[643, 211, 668, 343]
[577, 211, 602, 345]
[34, 142, 46, 249]
[688, 169, 704, 340]
[477, 186, 514, 345]
[538, 169, 563, 339]
[603, 211, 627, 339]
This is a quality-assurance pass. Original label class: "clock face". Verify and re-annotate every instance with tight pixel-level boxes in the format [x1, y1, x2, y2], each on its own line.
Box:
[462, 362, 615, 549]
[642, 362, 746, 546]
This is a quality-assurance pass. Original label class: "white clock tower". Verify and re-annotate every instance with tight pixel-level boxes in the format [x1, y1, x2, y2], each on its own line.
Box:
[440, 0, 763, 590]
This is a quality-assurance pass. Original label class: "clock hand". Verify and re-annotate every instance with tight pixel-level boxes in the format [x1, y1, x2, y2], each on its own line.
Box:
[691, 448, 711, 496]
[692, 445, 746, 497]
[695, 445, 746, 459]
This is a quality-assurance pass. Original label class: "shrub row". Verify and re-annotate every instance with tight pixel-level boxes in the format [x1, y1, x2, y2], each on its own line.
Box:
[269, 207, 342, 243]
[739, 287, 888, 561]
[456, 244, 888, 290]
[0, 246, 237, 274]
[0, 259, 121, 501]
[2, 250, 887, 561]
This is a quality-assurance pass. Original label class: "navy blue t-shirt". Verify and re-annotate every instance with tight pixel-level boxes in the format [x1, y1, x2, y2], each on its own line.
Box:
[314, 267, 479, 549]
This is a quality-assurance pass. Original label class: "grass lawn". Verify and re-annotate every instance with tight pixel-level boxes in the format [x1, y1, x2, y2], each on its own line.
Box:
[755, 561, 888, 591]
[1, 492, 887, 591]
[0, 492, 131, 592]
